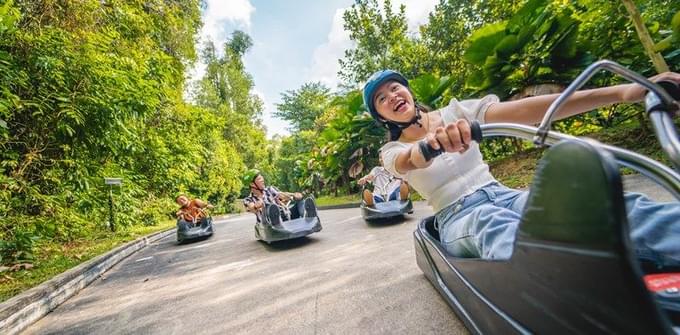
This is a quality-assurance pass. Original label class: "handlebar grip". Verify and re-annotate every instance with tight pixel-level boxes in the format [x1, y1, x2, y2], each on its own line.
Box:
[418, 121, 484, 162]
[646, 80, 680, 114]
[470, 120, 483, 143]
[418, 140, 443, 161]
[657, 81, 680, 100]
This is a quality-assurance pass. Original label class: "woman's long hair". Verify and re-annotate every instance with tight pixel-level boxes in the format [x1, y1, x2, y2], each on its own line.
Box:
[385, 102, 432, 141]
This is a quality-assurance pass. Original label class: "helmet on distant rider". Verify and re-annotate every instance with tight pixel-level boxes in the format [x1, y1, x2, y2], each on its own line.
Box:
[242, 168, 261, 187]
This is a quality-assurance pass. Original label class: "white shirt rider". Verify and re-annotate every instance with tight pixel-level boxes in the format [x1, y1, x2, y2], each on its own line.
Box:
[364, 166, 401, 197]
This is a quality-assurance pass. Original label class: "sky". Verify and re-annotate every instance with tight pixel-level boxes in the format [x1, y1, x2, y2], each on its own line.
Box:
[193, 0, 439, 138]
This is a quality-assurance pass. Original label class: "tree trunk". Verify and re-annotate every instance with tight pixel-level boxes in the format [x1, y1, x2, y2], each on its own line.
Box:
[621, 0, 670, 73]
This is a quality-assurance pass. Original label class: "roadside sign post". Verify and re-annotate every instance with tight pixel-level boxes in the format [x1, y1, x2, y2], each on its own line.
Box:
[104, 178, 123, 232]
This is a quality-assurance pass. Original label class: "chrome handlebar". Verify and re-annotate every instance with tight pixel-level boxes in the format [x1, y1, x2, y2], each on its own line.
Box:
[482, 122, 680, 200]
[533, 59, 680, 169]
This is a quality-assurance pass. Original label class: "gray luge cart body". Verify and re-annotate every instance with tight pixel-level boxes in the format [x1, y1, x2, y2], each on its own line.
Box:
[255, 198, 322, 243]
[360, 199, 413, 221]
[176, 217, 214, 243]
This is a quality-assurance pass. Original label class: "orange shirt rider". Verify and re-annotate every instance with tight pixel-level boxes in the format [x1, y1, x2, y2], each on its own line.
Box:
[175, 195, 210, 223]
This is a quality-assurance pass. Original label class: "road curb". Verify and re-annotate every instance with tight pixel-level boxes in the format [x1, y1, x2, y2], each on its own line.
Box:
[0, 227, 176, 335]
[0, 212, 249, 335]
[317, 202, 362, 210]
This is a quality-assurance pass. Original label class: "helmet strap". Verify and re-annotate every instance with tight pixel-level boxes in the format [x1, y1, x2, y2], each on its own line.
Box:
[383, 106, 423, 129]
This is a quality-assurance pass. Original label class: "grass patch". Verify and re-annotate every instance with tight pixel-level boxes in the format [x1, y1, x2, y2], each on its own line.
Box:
[0, 219, 176, 303]
[489, 148, 543, 189]
[315, 187, 424, 205]
[315, 194, 361, 206]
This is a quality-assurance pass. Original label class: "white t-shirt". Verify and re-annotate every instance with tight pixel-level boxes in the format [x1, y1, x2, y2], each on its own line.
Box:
[380, 95, 499, 212]
[367, 166, 400, 196]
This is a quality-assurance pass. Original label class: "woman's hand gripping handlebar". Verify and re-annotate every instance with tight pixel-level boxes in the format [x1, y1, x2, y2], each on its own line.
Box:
[417, 120, 483, 162]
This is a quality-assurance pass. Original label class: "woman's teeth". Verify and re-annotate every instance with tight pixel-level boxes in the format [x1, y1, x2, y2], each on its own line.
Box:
[394, 101, 406, 111]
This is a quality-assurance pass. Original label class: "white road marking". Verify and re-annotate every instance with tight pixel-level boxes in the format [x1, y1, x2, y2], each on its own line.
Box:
[214, 215, 252, 224]
[134, 256, 153, 262]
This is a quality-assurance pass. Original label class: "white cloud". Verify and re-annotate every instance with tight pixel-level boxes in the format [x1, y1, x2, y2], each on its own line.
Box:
[187, 0, 255, 96]
[307, 9, 353, 88]
[306, 1, 438, 89]
[187, 1, 290, 138]
[395, 0, 440, 33]
[200, 0, 256, 52]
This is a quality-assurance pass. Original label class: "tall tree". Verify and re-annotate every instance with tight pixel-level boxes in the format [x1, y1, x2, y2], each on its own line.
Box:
[193, 31, 268, 171]
[0, 0, 240, 259]
[339, 0, 414, 84]
[274, 82, 332, 132]
[620, 0, 669, 72]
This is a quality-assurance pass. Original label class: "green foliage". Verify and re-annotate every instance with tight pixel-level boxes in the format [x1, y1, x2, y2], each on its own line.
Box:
[272, 131, 319, 193]
[654, 10, 680, 55]
[464, 0, 591, 98]
[274, 82, 332, 132]
[193, 31, 268, 172]
[339, 0, 420, 84]
[575, 0, 680, 73]
[0, 229, 39, 264]
[0, 0, 261, 267]
[419, 0, 523, 94]
[312, 91, 386, 195]
[408, 74, 455, 107]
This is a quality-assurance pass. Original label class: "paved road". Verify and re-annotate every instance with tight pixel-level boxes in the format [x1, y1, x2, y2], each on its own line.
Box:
[23, 174, 676, 335]
[622, 173, 675, 202]
[25, 202, 465, 335]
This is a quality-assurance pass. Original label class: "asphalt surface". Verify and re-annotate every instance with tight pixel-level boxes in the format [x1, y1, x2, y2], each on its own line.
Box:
[23, 174, 676, 335]
[24, 202, 465, 335]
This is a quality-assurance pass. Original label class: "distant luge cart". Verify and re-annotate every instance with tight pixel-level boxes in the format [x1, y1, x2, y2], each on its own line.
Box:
[254, 196, 322, 244]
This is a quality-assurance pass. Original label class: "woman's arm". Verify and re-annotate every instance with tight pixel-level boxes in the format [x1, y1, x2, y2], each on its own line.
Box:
[486, 85, 626, 125]
[358, 173, 376, 185]
[392, 84, 626, 173]
[395, 146, 429, 173]
[486, 72, 680, 124]
[276, 191, 303, 201]
[243, 198, 262, 213]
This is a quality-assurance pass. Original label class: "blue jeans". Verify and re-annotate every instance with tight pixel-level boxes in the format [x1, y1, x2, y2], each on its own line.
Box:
[373, 187, 400, 203]
[436, 183, 680, 266]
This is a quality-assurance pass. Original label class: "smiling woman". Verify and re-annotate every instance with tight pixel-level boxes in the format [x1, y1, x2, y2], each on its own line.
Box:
[363, 70, 434, 141]
[363, 66, 680, 265]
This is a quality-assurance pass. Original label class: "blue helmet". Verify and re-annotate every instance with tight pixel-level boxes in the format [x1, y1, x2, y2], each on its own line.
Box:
[363, 70, 409, 123]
